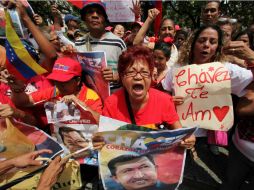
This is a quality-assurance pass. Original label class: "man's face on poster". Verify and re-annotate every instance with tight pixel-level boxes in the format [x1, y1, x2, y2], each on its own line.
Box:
[113, 156, 157, 190]
[62, 130, 88, 153]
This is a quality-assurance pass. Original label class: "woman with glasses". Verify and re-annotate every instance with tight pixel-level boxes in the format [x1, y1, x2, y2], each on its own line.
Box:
[102, 45, 195, 149]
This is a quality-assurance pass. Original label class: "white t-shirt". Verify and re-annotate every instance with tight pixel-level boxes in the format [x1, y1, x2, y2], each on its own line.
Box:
[166, 44, 178, 69]
[162, 62, 253, 97]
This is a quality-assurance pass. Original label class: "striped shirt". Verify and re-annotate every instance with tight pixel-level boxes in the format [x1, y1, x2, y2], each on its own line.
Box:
[75, 32, 126, 72]
[75, 32, 126, 90]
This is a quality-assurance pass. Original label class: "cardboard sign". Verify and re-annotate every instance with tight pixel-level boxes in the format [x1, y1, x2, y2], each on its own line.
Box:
[104, 0, 135, 22]
[173, 62, 233, 131]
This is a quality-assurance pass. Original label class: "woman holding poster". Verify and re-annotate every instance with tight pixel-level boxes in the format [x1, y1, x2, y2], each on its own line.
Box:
[162, 25, 254, 152]
[102, 45, 195, 149]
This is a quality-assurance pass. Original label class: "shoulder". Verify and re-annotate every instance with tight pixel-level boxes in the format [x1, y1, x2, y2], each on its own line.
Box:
[104, 88, 124, 104]
[223, 62, 252, 75]
[79, 86, 100, 101]
[75, 34, 89, 47]
[102, 32, 126, 50]
[149, 88, 172, 100]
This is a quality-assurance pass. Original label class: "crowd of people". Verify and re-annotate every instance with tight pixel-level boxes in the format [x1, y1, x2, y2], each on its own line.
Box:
[0, 0, 254, 189]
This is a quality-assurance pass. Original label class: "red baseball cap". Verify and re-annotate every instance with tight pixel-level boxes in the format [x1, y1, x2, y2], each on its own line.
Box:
[47, 57, 82, 82]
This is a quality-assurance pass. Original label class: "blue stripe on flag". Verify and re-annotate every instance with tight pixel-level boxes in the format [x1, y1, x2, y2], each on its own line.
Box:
[5, 40, 37, 79]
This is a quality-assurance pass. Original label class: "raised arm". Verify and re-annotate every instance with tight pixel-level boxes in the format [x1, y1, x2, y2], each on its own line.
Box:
[16, 1, 57, 71]
[0, 69, 34, 107]
[133, 8, 160, 45]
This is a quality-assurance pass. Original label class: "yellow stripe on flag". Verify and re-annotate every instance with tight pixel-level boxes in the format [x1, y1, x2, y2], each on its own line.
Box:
[5, 10, 47, 75]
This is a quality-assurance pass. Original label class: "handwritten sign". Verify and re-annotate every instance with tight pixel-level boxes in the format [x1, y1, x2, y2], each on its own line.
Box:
[104, 0, 135, 22]
[173, 62, 233, 131]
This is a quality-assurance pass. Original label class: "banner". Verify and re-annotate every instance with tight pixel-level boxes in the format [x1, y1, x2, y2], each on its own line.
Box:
[173, 62, 233, 131]
[98, 116, 128, 132]
[98, 127, 196, 190]
[45, 100, 99, 165]
[0, 118, 63, 160]
[77, 51, 110, 102]
[0, 160, 82, 190]
[104, 0, 135, 22]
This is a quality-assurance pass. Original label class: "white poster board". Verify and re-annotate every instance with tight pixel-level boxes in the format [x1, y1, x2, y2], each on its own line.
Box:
[173, 62, 234, 131]
[104, 0, 135, 22]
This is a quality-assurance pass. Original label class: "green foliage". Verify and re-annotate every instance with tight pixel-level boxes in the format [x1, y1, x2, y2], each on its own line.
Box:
[162, 0, 254, 30]
[28, 0, 254, 31]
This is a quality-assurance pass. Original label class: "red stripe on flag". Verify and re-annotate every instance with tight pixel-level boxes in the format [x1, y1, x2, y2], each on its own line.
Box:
[5, 59, 27, 81]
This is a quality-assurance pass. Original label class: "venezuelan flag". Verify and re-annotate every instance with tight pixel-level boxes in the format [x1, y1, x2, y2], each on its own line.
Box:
[5, 10, 47, 81]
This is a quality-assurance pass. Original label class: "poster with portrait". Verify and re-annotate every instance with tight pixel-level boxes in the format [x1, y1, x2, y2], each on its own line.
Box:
[173, 62, 234, 131]
[0, 118, 63, 160]
[0, 7, 27, 39]
[98, 127, 197, 190]
[46, 100, 99, 165]
[44, 100, 81, 124]
[77, 51, 110, 102]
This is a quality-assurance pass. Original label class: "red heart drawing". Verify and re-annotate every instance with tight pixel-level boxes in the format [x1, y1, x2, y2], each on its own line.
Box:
[213, 106, 230, 122]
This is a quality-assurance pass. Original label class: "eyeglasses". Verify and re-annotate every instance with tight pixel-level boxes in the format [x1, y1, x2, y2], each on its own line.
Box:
[218, 17, 237, 24]
[124, 70, 151, 78]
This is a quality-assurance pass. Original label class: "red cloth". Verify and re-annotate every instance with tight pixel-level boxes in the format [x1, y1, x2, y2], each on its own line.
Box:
[102, 88, 179, 126]
[154, 0, 162, 37]
[0, 93, 14, 106]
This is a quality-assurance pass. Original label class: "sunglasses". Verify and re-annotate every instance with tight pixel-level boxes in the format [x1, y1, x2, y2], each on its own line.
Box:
[218, 17, 237, 24]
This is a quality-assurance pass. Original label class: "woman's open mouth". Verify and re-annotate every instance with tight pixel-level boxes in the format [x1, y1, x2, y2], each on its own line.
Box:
[132, 84, 144, 96]
[201, 51, 209, 55]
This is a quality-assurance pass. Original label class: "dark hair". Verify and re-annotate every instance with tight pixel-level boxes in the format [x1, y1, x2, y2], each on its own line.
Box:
[233, 29, 254, 50]
[175, 30, 188, 40]
[118, 45, 154, 78]
[58, 127, 85, 142]
[178, 24, 224, 65]
[159, 17, 175, 30]
[108, 154, 155, 176]
[154, 42, 172, 59]
[204, 0, 221, 10]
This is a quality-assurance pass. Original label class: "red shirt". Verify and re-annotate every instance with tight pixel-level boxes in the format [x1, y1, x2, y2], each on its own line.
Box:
[31, 85, 102, 114]
[102, 88, 179, 127]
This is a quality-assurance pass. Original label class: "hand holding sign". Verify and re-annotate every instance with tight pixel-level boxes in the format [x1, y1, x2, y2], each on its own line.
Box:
[173, 62, 233, 131]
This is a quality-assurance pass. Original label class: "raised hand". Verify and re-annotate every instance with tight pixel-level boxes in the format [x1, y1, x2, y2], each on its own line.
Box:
[147, 8, 160, 21]
[130, 0, 141, 20]
[33, 14, 44, 26]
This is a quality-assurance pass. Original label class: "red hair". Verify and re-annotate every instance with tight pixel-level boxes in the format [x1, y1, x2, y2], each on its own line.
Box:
[118, 45, 154, 78]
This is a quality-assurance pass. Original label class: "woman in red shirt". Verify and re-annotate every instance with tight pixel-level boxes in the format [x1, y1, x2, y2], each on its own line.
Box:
[103, 45, 195, 149]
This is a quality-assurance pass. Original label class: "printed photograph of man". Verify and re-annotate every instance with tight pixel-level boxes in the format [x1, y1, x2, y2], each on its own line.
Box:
[107, 154, 175, 190]
[58, 127, 89, 158]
